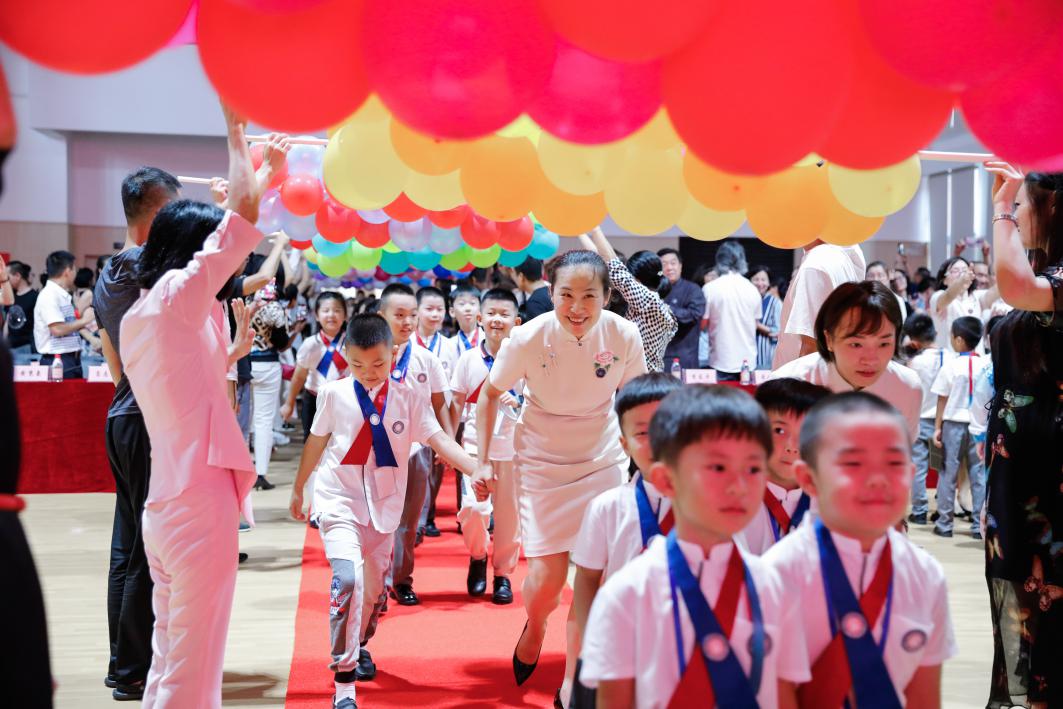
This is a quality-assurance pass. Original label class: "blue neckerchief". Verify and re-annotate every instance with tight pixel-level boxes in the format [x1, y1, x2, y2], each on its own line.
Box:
[315, 333, 341, 378]
[634, 475, 665, 549]
[768, 492, 811, 542]
[458, 328, 477, 351]
[353, 380, 397, 467]
[419, 331, 440, 354]
[391, 342, 413, 383]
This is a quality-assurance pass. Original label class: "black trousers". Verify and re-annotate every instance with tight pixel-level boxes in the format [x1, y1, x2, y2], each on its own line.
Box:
[301, 390, 318, 442]
[105, 414, 154, 684]
[59, 351, 82, 379]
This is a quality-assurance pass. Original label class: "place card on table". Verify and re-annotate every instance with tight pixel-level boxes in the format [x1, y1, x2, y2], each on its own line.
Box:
[753, 370, 772, 385]
[14, 364, 48, 382]
[87, 365, 112, 383]
[682, 369, 717, 385]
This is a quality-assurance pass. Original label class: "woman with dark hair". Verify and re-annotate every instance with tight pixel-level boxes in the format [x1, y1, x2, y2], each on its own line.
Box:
[750, 264, 781, 369]
[580, 227, 676, 372]
[770, 280, 922, 438]
[931, 256, 997, 352]
[980, 162, 1063, 709]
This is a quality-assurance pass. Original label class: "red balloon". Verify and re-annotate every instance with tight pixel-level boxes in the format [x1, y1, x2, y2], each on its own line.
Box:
[859, 0, 1063, 92]
[457, 263, 476, 273]
[361, 0, 557, 138]
[290, 238, 314, 250]
[316, 197, 363, 242]
[428, 205, 471, 229]
[460, 213, 502, 249]
[357, 221, 392, 249]
[663, 1, 855, 176]
[280, 173, 324, 217]
[383, 193, 429, 222]
[538, 0, 721, 63]
[498, 217, 535, 251]
[251, 144, 288, 188]
[0, 0, 193, 74]
[528, 40, 661, 145]
[198, 0, 369, 131]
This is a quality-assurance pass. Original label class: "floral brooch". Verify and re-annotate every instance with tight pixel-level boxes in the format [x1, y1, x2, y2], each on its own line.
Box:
[594, 350, 618, 378]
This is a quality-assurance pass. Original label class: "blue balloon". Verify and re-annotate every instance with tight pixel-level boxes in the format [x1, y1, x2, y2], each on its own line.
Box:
[398, 276, 412, 285]
[527, 228, 560, 260]
[312, 234, 350, 258]
[306, 261, 320, 271]
[408, 247, 442, 271]
[379, 249, 410, 276]
[418, 278, 433, 287]
[432, 265, 450, 278]
[497, 248, 529, 267]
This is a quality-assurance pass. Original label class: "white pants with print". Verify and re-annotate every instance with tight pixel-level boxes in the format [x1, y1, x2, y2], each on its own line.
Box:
[457, 460, 522, 576]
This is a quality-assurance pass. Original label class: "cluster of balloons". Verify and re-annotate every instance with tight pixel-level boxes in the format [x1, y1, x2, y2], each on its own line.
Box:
[311, 264, 471, 291]
[5, 1, 1063, 176]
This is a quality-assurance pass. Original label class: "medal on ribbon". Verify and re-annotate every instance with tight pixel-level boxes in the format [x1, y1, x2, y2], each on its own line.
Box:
[341, 380, 398, 467]
[391, 342, 413, 383]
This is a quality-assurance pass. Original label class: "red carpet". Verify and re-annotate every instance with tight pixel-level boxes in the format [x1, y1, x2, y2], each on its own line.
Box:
[285, 478, 569, 709]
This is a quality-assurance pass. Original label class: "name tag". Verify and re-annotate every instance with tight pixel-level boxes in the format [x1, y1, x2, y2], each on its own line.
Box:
[682, 369, 717, 385]
[14, 364, 48, 382]
[754, 370, 772, 385]
[87, 365, 112, 383]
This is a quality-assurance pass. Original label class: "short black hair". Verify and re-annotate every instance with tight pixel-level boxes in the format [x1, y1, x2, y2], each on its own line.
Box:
[451, 283, 481, 304]
[650, 385, 772, 467]
[865, 260, 889, 275]
[315, 291, 346, 313]
[416, 285, 446, 306]
[7, 260, 30, 280]
[799, 391, 910, 467]
[469, 267, 489, 284]
[749, 264, 773, 281]
[344, 313, 393, 349]
[615, 372, 683, 423]
[480, 287, 519, 310]
[951, 316, 983, 351]
[902, 312, 936, 344]
[45, 251, 76, 278]
[656, 247, 680, 262]
[379, 283, 416, 312]
[121, 166, 180, 224]
[754, 378, 832, 418]
[815, 281, 903, 361]
[984, 314, 1004, 340]
[136, 200, 226, 290]
[553, 249, 609, 293]
[514, 256, 543, 282]
[74, 267, 95, 290]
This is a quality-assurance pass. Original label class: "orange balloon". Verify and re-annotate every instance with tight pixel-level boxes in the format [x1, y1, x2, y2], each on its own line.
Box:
[390, 119, 469, 176]
[820, 201, 885, 246]
[532, 182, 608, 236]
[460, 136, 546, 222]
[683, 152, 768, 211]
[745, 166, 832, 249]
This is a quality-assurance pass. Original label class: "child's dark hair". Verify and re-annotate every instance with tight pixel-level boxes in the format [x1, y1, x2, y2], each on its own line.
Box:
[754, 378, 832, 418]
[379, 283, 415, 311]
[416, 285, 446, 306]
[650, 385, 772, 467]
[984, 314, 1004, 341]
[451, 283, 481, 304]
[815, 281, 903, 361]
[315, 291, 346, 313]
[481, 287, 519, 310]
[553, 249, 610, 293]
[615, 373, 683, 423]
[902, 312, 936, 344]
[951, 316, 983, 352]
[344, 313, 393, 349]
[799, 392, 910, 467]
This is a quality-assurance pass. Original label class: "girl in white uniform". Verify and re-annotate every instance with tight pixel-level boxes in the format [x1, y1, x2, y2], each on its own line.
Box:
[472, 250, 647, 690]
[282, 292, 350, 440]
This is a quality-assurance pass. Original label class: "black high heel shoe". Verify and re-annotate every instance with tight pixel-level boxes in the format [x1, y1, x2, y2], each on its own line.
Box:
[512, 621, 543, 686]
[254, 475, 275, 491]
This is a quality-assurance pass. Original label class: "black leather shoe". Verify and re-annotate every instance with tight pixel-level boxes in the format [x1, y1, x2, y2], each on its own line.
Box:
[355, 647, 376, 681]
[492, 576, 513, 605]
[467, 557, 488, 596]
[254, 475, 275, 491]
[391, 583, 420, 606]
[112, 681, 145, 701]
[932, 527, 953, 538]
[512, 621, 542, 686]
[104, 674, 118, 689]
[334, 697, 357, 709]
[907, 512, 927, 525]
[424, 522, 441, 537]
[239, 552, 249, 563]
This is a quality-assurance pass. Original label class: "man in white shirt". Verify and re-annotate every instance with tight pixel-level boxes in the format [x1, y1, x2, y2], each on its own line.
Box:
[772, 240, 865, 369]
[702, 240, 761, 379]
[33, 250, 95, 378]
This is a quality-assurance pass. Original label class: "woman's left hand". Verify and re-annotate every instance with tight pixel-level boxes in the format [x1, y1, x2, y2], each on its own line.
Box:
[231, 298, 260, 360]
[984, 161, 1024, 212]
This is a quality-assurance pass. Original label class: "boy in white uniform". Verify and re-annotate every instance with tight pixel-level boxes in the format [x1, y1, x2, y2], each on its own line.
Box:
[568, 372, 681, 707]
[901, 313, 949, 525]
[288, 313, 477, 709]
[282, 291, 350, 440]
[735, 377, 830, 556]
[413, 285, 451, 539]
[449, 288, 523, 604]
[931, 316, 989, 539]
[581, 386, 810, 708]
[765, 392, 957, 708]
[444, 283, 483, 512]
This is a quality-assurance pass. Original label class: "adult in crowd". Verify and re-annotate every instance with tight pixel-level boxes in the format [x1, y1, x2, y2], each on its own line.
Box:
[656, 247, 704, 369]
[120, 103, 262, 708]
[33, 250, 95, 378]
[94, 166, 181, 701]
[931, 256, 998, 352]
[890, 267, 911, 311]
[702, 240, 761, 379]
[513, 256, 552, 322]
[74, 267, 104, 366]
[0, 254, 12, 307]
[579, 227, 676, 372]
[3, 259, 37, 362]
[749, 264, 782, 370]
[772, 239, 865, 368]
[867, 259, 911, 322]
[981, 162, 1063, 708]
[771, 280, 922, 438]
[692, 263, 718, 367]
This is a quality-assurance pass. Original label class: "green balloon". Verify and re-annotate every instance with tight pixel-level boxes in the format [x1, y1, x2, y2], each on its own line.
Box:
[468, 244, 502, 268]
[439, 246, 470, 270]
[318, 253, 350, 279]
[381, 240, 401, 254]
[348, 242, 382, 270]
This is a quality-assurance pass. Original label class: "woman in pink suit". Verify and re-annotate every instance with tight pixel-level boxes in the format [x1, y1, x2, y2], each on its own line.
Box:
[120, 107, 264, 708]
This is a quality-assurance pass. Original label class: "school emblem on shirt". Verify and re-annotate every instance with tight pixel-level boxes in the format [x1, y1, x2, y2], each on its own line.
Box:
[901, 629, 927, 653]
[702, 633, 730, 662]
[841, 612, 868, 639]
[417, 372, 428, 384]
[392, 421, 405, 434]
[749, 631, 773, 657]
[593, 350, 618, 378]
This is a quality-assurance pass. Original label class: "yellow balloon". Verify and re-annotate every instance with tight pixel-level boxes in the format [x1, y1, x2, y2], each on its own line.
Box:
[323, 119, 409, 210]
[532, 181, 608, 236]
[403, 169, 465, 211]
[460, 136, 545, 222]
[627, 109, 680, 150]
[303, 248, 319, 264]
[382, 241, 401, 254]
[537, 133, 625, 196]
[348, 94, 390, 125]
[497, 115, 542, 144]
[820, 201, 885, 246]
[390, 119, 469, 176]
[605, 147, 686, 236]
[828, 156, 921, 218]
[746, 166, 832, 249]
[683, 152, 768, 212]
[677, 199, 746, 241]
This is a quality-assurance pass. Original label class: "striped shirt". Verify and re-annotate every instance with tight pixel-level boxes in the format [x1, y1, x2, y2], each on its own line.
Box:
[757, 293, 782, 370]
[33, 280, 82, 355]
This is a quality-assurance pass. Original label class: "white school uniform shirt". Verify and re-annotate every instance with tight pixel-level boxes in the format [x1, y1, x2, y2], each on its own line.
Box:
[930, 352, 989, 424]
[310, 377, 442, 534]
[295, 331, 349, 394]
[703, 272, 762, 374]
[571, 473, 671, 581]
[773, 243, 866, 369]
[930, 289, 987, 353]
[906, 347, 951, 420]
[33, 279, 82, 355]
[770, 353, 923, 440]
[400, 341, 449, 454]
[581, 536, 810, 709]
[446, 327, 482, 367]
[449, 343, 518, 462]
[763, 524, 957, 703]
[735, 480, 816, 557]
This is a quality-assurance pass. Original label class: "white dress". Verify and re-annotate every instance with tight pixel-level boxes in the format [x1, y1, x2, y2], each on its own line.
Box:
[489, 310, 647, 556]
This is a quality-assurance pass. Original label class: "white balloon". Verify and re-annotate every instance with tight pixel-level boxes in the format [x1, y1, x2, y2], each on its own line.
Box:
[388, 218, 432, 251]
[286, 139, 324, 177]
[428, 226, 464, 255]
[279, 209, 318, 240]
[357, 209, 390, 224]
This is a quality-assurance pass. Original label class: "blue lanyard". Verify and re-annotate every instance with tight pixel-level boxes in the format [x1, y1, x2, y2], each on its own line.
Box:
[458, 329, 477, 351]
[316, 334, 341, 377]
[634, 475, 665, 549]
[353, 380, 397, 467]
[666, 531, 763, 706]
[768, 492, 811, 542]
[391, 342, 413, 383]
[419, 331, 440, 354]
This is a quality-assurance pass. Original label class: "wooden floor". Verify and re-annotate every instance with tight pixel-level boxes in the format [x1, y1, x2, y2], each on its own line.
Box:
[23, 442, 993, 708]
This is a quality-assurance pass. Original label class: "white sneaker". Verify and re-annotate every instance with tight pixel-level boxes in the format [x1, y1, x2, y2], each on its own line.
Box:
[273, 432, 290, 446]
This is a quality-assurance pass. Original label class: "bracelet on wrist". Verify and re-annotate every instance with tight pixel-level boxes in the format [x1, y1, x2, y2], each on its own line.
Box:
[992, 213, 1018, 226]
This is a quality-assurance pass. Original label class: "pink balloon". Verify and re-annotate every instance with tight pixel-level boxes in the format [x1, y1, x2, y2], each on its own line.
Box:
[164, 0, 197, 48]
[361, 0, 557, 139]
[528, 40, 661, 144]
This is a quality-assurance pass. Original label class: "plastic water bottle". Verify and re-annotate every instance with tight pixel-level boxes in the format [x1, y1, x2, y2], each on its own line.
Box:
[670, 358, 682, 380]
[50, 354, 64, 383]
[740, 359, 751, 386]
